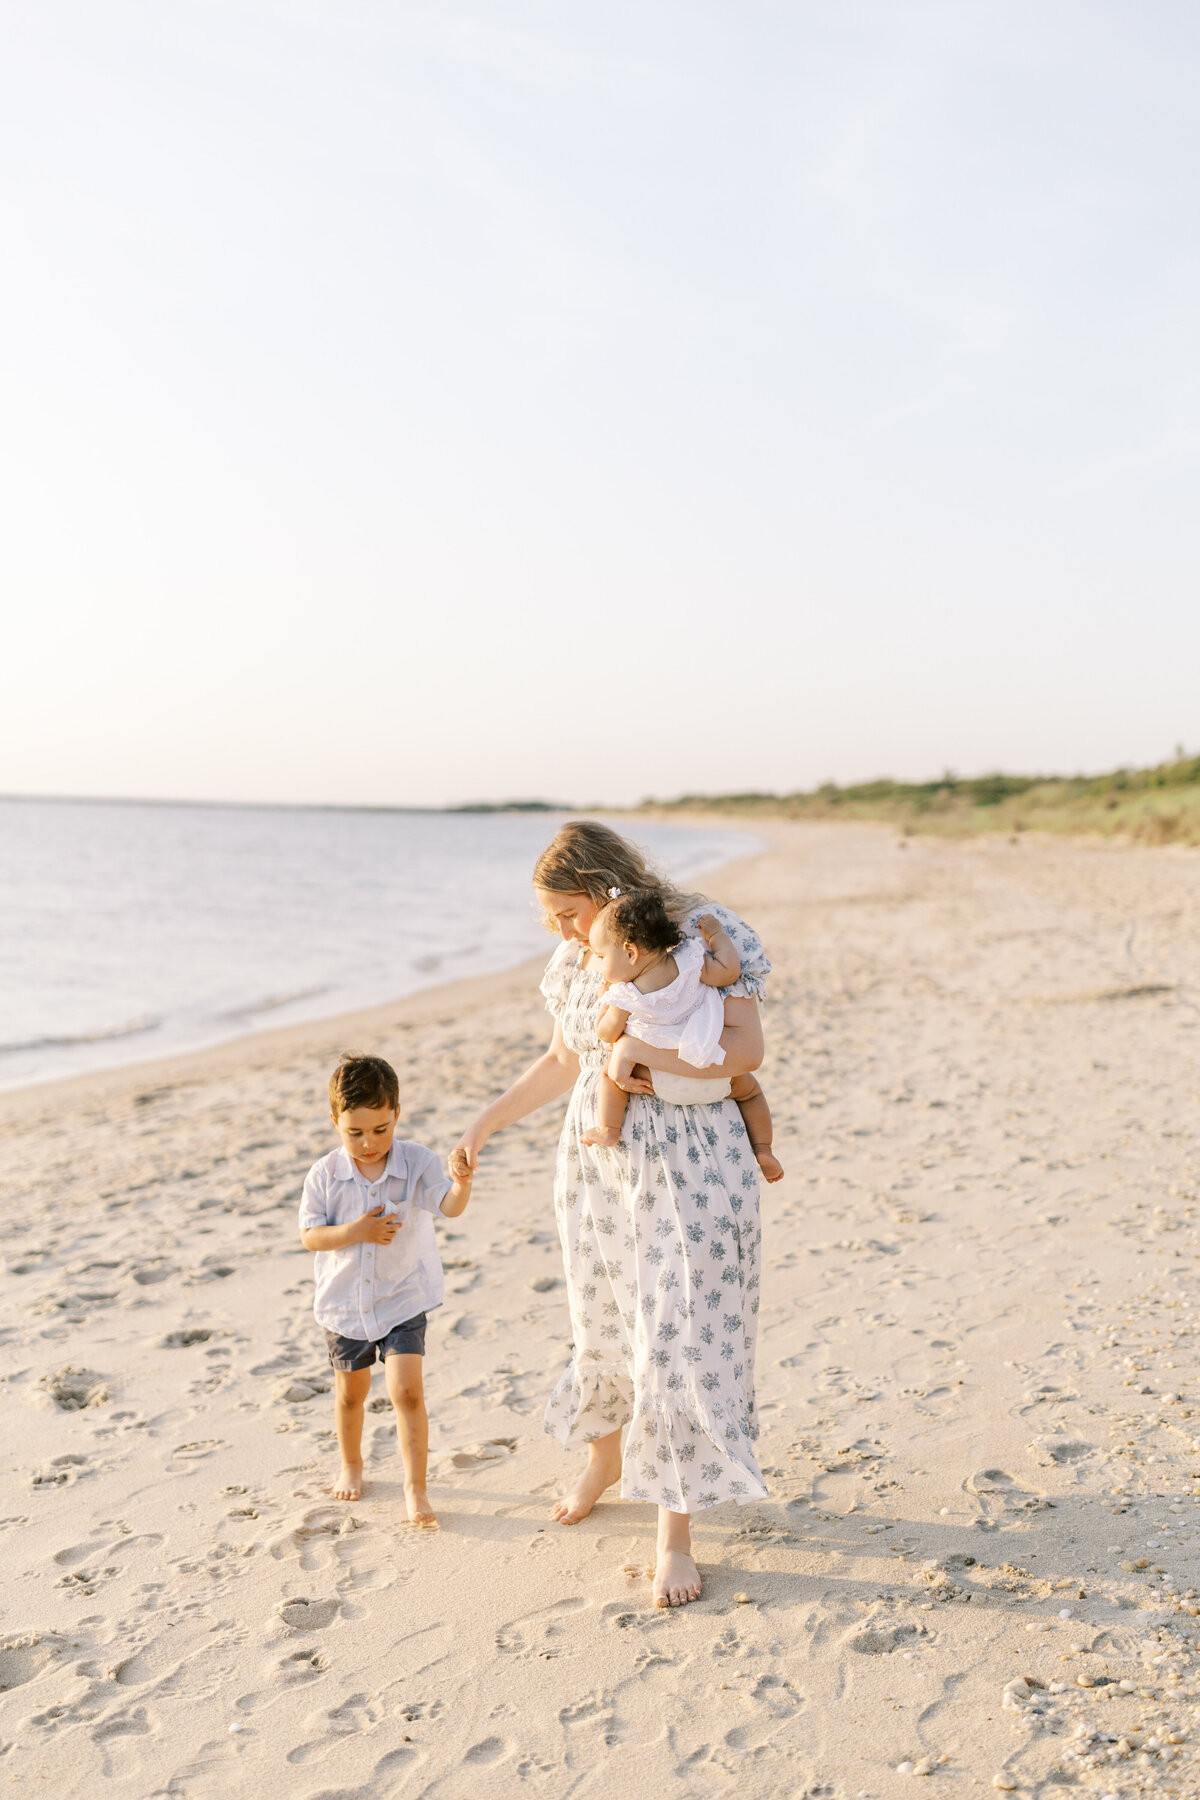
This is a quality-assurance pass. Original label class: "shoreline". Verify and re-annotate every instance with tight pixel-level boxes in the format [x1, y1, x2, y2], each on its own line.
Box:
[0, 826, 779, 1122]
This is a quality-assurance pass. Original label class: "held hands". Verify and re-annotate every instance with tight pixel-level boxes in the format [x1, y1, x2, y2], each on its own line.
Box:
[448, 1146, 473, 1185]
[357, 1204, 401, 1245]
[451, 1125, 486, 1174]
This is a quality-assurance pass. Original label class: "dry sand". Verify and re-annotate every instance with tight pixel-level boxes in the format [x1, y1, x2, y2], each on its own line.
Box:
[4, 822, 1200, 1799]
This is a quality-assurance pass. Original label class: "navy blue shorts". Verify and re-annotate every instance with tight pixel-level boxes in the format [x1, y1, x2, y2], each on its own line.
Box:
[323, 1313, 428, 1371]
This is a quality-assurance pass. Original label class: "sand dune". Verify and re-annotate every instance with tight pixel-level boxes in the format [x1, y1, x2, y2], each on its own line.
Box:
[4, 823, 1200, 1796]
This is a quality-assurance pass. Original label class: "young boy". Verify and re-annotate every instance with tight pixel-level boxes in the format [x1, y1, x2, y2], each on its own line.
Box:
[298, 1053, 473, 1524]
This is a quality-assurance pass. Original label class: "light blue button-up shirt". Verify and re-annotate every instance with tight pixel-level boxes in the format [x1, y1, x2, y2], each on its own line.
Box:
[299, 1138, 451, 1340]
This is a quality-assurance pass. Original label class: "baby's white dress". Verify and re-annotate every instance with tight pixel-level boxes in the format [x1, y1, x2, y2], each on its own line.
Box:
[604, 935, 729, 1103]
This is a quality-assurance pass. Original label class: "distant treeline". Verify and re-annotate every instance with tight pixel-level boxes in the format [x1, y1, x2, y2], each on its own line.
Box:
[636, 755, 1200, 845]
[449, 800, 567, 814]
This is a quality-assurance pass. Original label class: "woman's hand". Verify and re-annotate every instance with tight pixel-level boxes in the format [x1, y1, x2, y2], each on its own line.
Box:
[454, 1116, 492, 1172]
[607, 1036, 656, 1094]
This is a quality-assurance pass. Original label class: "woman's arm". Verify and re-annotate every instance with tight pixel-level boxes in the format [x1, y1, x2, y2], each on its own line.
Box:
[595, 1002, 630, 1044]
[455, 1020, 579, 1168]
[607, 997, 764, 1091]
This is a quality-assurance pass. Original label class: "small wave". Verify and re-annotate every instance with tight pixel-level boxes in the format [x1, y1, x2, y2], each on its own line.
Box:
[0, 1015, 162, 1056]
[218, 985, 331, 1023]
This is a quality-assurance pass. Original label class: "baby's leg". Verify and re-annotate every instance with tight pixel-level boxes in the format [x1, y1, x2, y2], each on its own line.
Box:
[580, 1071, 629, 1148]
[332, 1367, 372, 1499]
[385, 1353, 435, 1526]
[729, 1074, 784, 1182]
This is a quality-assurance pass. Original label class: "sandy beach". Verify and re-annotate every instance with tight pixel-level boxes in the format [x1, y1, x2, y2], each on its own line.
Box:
[6, 822, 1200, 1799]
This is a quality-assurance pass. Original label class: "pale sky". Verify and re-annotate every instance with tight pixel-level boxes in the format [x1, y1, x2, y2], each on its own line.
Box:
[2, 1, 1198, 808]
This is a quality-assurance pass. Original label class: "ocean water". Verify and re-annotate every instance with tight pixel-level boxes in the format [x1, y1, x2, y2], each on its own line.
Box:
[0, 800, 762, 1092]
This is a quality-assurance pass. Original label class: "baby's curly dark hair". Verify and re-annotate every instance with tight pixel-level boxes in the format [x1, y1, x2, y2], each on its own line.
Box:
[600, 888, 684, 955]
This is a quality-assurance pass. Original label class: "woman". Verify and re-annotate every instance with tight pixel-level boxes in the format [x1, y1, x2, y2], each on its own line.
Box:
[456, 820, 770, 1608]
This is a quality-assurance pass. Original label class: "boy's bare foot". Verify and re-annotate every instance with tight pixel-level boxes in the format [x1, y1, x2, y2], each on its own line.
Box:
[755, 1149, 785, 1182]
[332, 1462, 363, 1501]
[405, 1484, 438, 1528]
[551, 1439, 622, 1524]
[580, 1125, 621, 1148]
[653, 1548, 702, 1607]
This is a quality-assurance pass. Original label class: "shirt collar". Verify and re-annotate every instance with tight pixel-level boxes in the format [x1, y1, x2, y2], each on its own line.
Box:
[331, 1139, 408, 1184]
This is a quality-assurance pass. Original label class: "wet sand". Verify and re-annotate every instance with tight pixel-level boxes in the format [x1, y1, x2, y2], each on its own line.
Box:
[4, 823, 1200, 1797]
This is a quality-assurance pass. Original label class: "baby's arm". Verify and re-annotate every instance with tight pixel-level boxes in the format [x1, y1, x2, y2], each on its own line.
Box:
[596, 1002, 631, 1044]
[440, 1147, 475, 1219]
[696, 914, 743, 987]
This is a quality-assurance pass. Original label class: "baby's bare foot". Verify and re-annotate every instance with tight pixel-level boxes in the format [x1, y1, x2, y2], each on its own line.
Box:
[755, 1149, 785, 1182]
[551, 1447, 621, 1525]
[332, 1462, 363, 1501]
[653, 1548, 702, 1608]
[580, 1125, 621, 1148]
[405, 1484, 438, 1528]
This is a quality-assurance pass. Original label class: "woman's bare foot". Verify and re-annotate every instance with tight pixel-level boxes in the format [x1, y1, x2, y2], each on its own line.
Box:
[551, 1435, 622, 1524]
[405, 1483, 438, 1528]
[653, 1547, 702, 1607]
[580, 1125, 621, 1148]
[332, 1462, 363, 1501]
[755, 1149, 785, 1182]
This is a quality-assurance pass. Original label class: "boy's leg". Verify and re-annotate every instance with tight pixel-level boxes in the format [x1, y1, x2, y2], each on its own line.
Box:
[729, 1075, 784, 1182]
[580, 1072, 629, 1147]
[332, 1367, 372, 1500]
[385, 1353, 435, 1526]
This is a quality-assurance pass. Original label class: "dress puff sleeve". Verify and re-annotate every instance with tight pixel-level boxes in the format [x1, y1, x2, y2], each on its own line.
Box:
[683, 903, 770, 1003]
[539, 939, 581, 1020]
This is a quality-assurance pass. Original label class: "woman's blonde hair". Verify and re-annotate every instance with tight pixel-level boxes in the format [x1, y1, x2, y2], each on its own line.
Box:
[532, 820, 705, 931]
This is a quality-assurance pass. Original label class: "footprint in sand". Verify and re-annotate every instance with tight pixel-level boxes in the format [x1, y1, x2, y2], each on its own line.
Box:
[274, 1375, 330, 1405]
[131, 1263, 176, 1286]
[967, 1468, 1052, 1514]
[270, 1508, 364, 1570]
[91, 1704, 153, 1740]
[846, 1620, 922, 1655]
[31, 1453, 90, 1487]
[276, 1647, 329, 1683]
[443, 1438, 518, 1471]
[276, 1597, 339, 1632]
[0, 1633, 70, 1692]
[36, 1368, 109, 1411]
[161, 1328, 213, 1348]
[495, 1596, 586, 1659]
[464, 1736, 510, 1764]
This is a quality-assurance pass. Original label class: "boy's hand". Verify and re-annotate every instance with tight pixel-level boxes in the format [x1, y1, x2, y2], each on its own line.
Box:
[448, 1147, 473, 1185]
[357, 1205, 401, 1245]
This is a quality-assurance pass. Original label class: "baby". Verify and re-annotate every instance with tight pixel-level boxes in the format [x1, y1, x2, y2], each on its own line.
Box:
[298, 1053, 474, 1522]
[580, 890, 784, 1181]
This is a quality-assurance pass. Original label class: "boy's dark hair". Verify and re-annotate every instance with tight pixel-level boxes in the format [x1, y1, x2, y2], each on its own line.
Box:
[603, 889, 684, 955]
[329, 1053, 400, 1115]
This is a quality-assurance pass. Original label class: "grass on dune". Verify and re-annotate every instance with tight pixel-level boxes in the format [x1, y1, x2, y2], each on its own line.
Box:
[637, 755, 1200, 845]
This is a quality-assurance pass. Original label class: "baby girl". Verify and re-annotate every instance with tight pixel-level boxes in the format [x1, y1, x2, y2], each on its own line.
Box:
[580, 889, 784, 1181]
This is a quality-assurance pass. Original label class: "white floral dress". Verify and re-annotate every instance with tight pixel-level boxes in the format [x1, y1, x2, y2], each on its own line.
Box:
[542, 905, 771, 1513]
